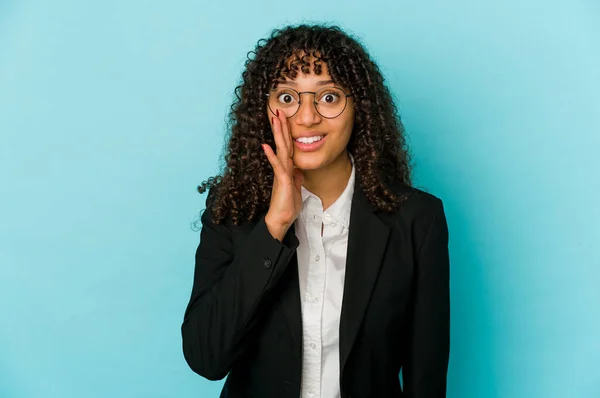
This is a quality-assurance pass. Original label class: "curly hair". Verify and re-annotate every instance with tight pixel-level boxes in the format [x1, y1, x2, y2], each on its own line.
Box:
[197, 23, 413, 225]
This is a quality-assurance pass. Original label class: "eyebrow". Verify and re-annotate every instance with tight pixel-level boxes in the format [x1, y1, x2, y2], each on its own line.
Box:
[280, 79, 336, 87]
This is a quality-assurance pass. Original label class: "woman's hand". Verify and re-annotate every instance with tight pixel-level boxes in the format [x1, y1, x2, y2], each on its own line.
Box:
[261, 109, 304, 241]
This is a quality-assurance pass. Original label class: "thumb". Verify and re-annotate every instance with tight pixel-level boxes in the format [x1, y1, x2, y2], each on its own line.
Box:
[292, 168, 304, 192]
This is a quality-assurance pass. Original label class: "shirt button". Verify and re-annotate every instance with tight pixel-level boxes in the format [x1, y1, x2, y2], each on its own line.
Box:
[263, 258, 272, 269]
[308, 389, 316, 397]
[312, 297, 319, 303]
[330, 222, 337, 227]
[324, 214, 331, 221]
[315, 255, 320, 262]
[310, 342, 317, 349]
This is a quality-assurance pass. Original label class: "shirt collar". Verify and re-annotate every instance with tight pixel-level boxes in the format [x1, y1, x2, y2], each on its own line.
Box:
[300, 153, 355, 228]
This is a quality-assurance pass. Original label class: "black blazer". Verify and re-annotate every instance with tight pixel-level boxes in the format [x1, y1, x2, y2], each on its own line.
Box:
[181, 181, 450, 398]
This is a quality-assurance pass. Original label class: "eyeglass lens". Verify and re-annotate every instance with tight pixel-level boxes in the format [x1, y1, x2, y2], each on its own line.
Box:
[268, 87, 348, 118]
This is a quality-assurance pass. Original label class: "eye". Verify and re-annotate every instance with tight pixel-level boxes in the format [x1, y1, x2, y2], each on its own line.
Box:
[278, 94, 292, 103]
[276, 91, 298, 104]
[317, 90, 341, 104]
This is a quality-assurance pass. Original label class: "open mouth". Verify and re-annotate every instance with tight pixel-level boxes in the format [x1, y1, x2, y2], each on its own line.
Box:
[294, 135, 327, 151]
[295, 135, 324, 144]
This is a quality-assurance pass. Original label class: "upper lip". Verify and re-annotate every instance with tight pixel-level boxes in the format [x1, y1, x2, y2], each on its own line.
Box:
[293, 132, 326, 139]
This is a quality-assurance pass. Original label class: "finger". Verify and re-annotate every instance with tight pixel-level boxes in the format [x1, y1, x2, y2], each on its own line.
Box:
[271, 116, 290, 169]
[276, 109, 294, 158]
[262, 144, 288, 182]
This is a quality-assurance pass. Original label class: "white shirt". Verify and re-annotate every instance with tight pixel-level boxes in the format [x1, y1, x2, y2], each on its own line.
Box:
[294, 154, 355, 398]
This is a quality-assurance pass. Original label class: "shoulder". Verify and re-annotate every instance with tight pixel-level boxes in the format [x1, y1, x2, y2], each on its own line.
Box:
[382, 182, 449, 248]
[378, 182, 448, 242]
[388, 182, 445, 221]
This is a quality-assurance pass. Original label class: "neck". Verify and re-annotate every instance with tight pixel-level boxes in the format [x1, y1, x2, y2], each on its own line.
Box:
[302, 151, 353, 210]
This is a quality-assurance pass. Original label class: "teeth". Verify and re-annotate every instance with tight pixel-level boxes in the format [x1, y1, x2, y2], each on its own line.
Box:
[296, 135, 323, 144]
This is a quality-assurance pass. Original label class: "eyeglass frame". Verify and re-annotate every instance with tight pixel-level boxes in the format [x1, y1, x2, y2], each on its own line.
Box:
[265, 86, 353, 119]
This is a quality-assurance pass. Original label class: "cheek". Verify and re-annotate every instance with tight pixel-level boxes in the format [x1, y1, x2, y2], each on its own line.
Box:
[336, 116, 354, 141]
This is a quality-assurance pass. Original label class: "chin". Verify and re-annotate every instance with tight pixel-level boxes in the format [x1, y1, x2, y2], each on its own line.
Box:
[292, 154, 327, 171]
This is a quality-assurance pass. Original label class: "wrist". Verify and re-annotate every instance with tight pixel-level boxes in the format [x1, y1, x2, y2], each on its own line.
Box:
[265, 213, 290, 242]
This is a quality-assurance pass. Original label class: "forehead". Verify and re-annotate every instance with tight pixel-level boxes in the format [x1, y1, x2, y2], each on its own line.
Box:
[276, 75, 335, 89]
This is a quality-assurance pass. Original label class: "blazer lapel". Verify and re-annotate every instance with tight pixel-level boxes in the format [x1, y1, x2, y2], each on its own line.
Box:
[339, 186, 390, 376]
[278, 223, 302, 345]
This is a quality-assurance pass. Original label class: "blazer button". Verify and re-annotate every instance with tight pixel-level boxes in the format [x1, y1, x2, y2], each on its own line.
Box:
[263, 258, 272, 269]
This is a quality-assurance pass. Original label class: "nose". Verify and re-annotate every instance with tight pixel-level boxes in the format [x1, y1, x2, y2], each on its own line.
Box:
[294, 95, 322, 126]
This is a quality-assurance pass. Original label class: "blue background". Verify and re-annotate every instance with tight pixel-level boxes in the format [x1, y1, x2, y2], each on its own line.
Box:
[1, 1, 599, 397]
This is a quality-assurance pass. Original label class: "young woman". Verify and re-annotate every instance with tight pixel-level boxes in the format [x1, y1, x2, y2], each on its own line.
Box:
[181, 24, 450, 398]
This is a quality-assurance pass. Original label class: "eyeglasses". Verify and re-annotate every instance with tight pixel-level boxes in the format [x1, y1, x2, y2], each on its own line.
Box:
[266, 86, 353, 119]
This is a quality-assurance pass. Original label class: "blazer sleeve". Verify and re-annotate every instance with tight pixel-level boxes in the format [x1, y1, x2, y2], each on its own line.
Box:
[403, 197, 450, 397]
[181, 189, 299, 380]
